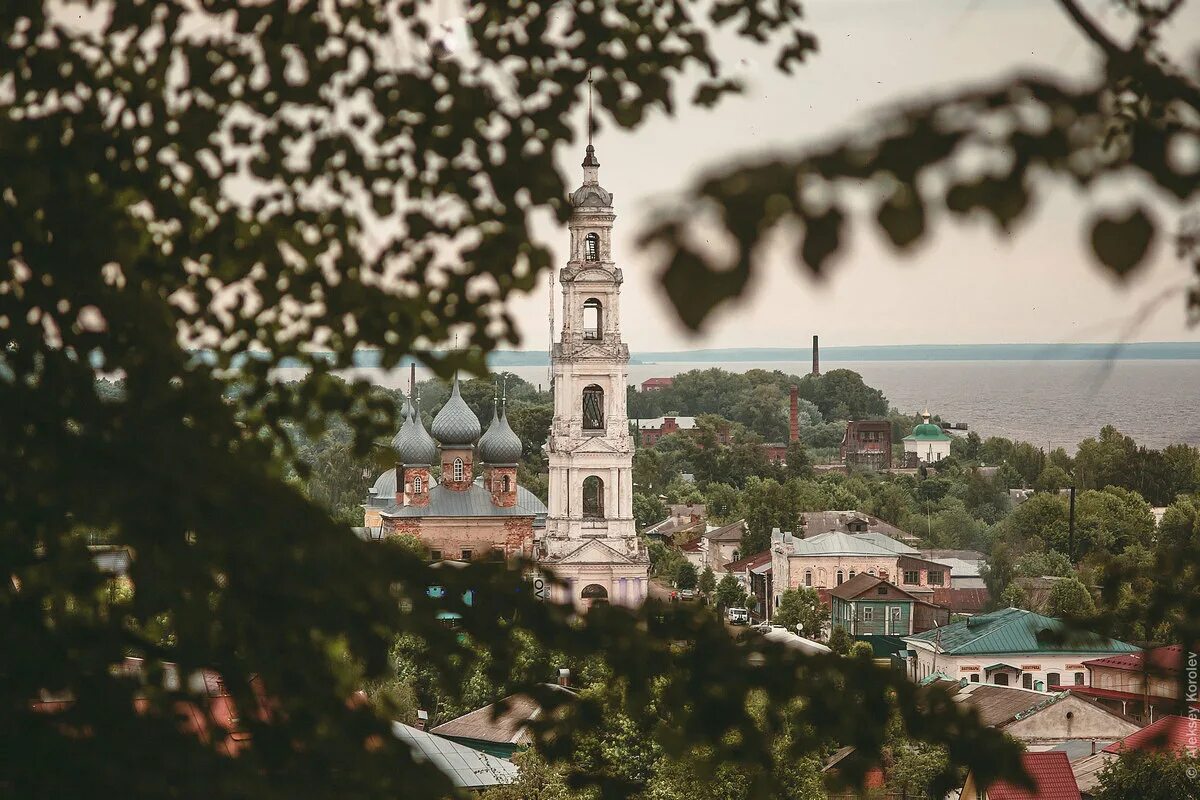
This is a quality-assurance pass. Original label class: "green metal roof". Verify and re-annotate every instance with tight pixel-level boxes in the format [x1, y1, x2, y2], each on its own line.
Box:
[904, 422, 951, 441]
[905, 608, 1140, 656]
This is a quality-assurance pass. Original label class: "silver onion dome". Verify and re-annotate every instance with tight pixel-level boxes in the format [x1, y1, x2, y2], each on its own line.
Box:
[478, 403, 523, 465]
[430, 376, 481, 447]
[395, 401, 439, 466]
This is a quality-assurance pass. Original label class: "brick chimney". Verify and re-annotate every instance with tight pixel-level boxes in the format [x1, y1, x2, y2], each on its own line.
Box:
[789, 385, 800, 444]
[557, 668, 571, 688]
[811, 335, 820, 376]
[415, 709, 429, 731]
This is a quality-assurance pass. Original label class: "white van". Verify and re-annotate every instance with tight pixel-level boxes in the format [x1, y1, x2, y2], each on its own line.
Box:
[727, 607, 749, 625]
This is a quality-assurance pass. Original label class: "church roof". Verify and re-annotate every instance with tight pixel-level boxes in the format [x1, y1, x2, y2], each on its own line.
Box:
[430, 376, 481, 446]
[378, 477, 546, 524]
[905, 422, 951, 442]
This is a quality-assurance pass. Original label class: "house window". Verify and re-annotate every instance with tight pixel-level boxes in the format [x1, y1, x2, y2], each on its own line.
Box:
[836, 570, 844, 586]
[903, 570, 919, 585]
[849, 570, 857, 580]
[927, 570, 944, 586]
[1047, 672, 1061, 688]
[453, 457, 464, 482]
[430, 549, 442, 562]
[584, 232, 599, 261]
[1022, 673, 1033, 690]
[460, 549, 473, 561]
[413, 475, 423, 493]
[863, 607, 873, 621]
[970, 674, 980, 682]
[582, 475, 605, 518]
[877, 587, 888, 595]
[583, 298, 602, 340]
[1074, 672, 1085, 686]
[804, 570, 813, 587]
[582, 384, 605, 430]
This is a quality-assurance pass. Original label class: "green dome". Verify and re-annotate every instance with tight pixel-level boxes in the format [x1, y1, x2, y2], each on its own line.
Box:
[909, 422, 951, 441]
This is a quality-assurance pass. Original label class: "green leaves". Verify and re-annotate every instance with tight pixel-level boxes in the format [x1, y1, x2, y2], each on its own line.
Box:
[1090, 206, 1157, 277]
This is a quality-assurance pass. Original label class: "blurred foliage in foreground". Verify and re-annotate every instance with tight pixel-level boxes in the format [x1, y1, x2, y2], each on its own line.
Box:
[1, 0, 1196, 797]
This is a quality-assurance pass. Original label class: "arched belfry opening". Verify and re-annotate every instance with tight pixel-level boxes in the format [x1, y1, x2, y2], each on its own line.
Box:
[582, 298, 602, 341]
[581, 583, 609, 606]
[584, 231, 599, 261]
[582, 384, 605, 431]
[582, 476, 605, 518]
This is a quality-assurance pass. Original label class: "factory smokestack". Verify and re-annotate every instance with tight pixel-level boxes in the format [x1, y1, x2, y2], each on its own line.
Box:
[811, 335, 820, 376]
[789, 385, 800, 444]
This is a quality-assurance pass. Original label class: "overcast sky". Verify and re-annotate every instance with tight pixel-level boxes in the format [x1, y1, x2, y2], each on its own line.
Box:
[503, 0, 1200, 353]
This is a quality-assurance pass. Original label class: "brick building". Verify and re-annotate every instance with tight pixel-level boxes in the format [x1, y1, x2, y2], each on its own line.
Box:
[361, 381, 546, 561]
[839, 420, 893, 469]
[640, 377, 674, 391]
[635, 415, 698, 446]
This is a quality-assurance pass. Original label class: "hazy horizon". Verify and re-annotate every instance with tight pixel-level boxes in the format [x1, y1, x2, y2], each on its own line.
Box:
[502, 0, 1200, 353]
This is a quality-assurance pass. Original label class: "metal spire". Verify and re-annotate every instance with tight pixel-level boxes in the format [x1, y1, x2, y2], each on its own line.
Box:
[587, 70, 593, 146]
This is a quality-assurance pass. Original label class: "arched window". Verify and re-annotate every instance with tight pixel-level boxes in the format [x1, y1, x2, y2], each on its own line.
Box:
[453, 458, 464, 482]
[582, 298, 602, 340]
[804, 570, 813, 587]
[731, 549, 740, 562]
[868, 568, 876, 576]
[502, 474, 511, 493]
[849, 570, 856, 580]
[584, 232, 599, 261]
[581, 583, 608, 604]
[836, 570, 845, 586]
[413, 475, 423, 493]
[582, 384, 605, 431]
[582, 476, 604, 518]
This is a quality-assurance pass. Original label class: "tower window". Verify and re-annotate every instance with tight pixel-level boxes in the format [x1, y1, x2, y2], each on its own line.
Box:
[453, 458, 464, 482]
[583, 298, 602, 341]
[502, 475, 511, 493]
[582, 475, 605, 518]
[413, 475, 423, 493]
[584, 232, 599, 261]
[582, 385, 605, 431]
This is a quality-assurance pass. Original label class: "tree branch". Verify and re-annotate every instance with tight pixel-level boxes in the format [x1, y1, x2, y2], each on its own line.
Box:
[1055, 0, 1126, 58]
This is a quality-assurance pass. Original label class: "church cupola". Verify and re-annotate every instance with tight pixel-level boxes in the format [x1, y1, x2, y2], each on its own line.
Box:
[394, 394, 438, 507]
[431, 376, 481, 491]
[479, 395, 523, 509]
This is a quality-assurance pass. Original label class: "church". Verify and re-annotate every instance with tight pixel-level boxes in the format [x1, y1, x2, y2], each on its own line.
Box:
[362, 386, 548, 562]
[362, 142, 649, 608]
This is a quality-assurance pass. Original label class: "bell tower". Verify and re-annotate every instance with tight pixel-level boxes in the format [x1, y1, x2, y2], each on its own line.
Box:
[539, 144, 649, 608]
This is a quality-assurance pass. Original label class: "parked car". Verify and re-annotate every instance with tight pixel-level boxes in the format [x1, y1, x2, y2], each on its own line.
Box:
[727, 607, 749, 625]
[680, 589, 696, 601]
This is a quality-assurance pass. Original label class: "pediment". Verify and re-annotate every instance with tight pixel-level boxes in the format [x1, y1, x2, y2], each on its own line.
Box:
[570, 437, 620, 454]
[575, 267, 616, 283]
[557, 539, 636, 565]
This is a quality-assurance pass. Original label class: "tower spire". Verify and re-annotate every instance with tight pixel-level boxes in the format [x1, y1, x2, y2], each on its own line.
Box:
[582, 71, 600, 170]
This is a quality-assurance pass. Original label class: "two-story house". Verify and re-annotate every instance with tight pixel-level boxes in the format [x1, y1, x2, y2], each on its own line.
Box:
[830, 574, 950, 636]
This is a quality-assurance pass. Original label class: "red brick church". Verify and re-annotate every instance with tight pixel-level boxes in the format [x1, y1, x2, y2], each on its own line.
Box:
[361, 379, 547, 561]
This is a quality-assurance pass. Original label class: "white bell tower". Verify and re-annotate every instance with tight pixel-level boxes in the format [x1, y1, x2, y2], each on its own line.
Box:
[539, 143, 649, 608]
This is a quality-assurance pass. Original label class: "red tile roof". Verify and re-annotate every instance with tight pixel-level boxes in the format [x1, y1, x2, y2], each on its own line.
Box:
[1084, 645, 1184, 675]
[982, 752, 1081, 800]
[1104, 715, 1200, 756]
[680, 537, 702, 552]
